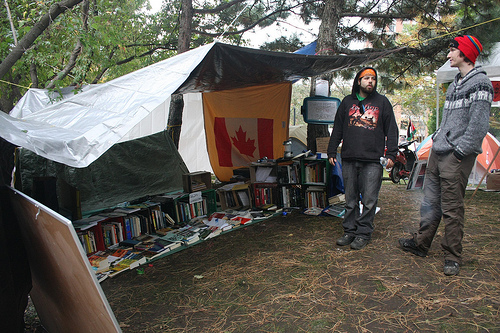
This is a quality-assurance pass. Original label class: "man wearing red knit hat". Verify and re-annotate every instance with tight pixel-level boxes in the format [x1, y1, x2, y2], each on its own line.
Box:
[399, 35, 494, 276]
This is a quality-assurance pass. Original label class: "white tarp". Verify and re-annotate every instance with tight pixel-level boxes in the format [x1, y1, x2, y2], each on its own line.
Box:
[1, 41, 397, 169]
[179, 93, 213, 173]
[0, 43, 214, 168]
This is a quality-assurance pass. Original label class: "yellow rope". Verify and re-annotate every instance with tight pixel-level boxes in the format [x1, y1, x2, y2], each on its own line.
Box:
[406, 17, 500, 48]
[0, 79, 31, 89]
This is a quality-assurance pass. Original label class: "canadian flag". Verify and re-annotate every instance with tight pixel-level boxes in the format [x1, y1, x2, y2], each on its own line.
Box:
[203, 82, 291, 181]
[214, 117, 274, 167]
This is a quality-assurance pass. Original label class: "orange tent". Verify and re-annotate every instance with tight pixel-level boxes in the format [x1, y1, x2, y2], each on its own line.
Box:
[477, 132, 500, 172]
[416, 136, 433, 160]
[416, 133, 500, 181]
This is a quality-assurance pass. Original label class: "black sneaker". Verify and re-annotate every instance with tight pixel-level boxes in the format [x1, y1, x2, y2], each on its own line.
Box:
[444, 260, 460, 276]
[336, 234, 355, 246]
[350, 237, 369, 250]
[398, 238, 427, 257]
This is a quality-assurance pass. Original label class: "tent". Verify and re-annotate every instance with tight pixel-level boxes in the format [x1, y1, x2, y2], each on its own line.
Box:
[416, 132, 500, 183]
[288, 124, 308, 155]
[1, 42, 398, 212]
[415, 135, 433, 160]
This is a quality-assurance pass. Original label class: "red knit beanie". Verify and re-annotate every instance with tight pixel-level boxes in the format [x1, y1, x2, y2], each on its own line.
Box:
[450, 35, 483, 64]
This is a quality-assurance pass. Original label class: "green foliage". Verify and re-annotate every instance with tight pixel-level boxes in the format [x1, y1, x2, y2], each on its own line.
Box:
[0, 0, 178, 111]
[260, 35, 304, 52]
[489, 107, 500, 140]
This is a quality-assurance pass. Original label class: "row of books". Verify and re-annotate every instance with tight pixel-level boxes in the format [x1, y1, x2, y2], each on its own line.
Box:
[74, 203, 174, 255]
[174, 197, 209, 223]
[253, 184, 276, 207]
[88, 209, 280, 282]
[280, 185, 302, 208]
[305, 186, 328, 208]
[303, 161, 327, 184]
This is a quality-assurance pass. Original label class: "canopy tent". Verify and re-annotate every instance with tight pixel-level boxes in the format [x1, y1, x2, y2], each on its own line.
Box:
[1, 42, 397, 169]
[415, 135, 433, 160]
[1, 42, 399, 212]
[416, 132, 500, 184]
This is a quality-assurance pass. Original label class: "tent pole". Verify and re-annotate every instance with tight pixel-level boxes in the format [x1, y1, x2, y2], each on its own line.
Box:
[467, 146, 500, 203]
[436, 84, 439, 131]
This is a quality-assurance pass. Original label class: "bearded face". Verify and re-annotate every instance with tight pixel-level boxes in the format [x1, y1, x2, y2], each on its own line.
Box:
[358, 75, 376, 95]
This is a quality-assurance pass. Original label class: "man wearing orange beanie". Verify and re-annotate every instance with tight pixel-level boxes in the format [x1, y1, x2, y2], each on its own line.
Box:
[327, 67, 398, 250]
[399, 35, 493, 276]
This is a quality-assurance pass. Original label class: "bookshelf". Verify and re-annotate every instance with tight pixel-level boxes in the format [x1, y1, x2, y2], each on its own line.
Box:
[217, 182, 252, 210]
[249, 161, 280, 208]
[182, 171, 212, 193]
[158, 189, 217, 224]
[276, 160, 302, 208]
[300, 158, 331, 208]
[74, 202, 166, 255]
[279, 184, 303, 208]
[276, 160, 300, 185]
[252, 182, 278, 208]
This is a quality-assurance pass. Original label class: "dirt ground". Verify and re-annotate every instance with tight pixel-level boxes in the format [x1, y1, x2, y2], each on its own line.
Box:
[25, 181, 500, 332]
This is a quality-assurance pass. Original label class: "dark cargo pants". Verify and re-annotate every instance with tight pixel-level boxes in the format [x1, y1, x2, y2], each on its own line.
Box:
[415, 150, 476, 263]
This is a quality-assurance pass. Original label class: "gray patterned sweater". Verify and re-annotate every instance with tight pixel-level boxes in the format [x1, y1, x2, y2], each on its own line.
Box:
[432, 66, 493, 158]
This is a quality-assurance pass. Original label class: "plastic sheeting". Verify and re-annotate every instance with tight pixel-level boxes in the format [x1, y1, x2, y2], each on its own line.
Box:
[1, 43, 213, 168]
[1, 42, 399, 169]
[178, 93, 213, 173]
[16, 130, 188, 213]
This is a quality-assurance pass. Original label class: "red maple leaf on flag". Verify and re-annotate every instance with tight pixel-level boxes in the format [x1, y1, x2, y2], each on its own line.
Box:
[231, 126, 256, 157]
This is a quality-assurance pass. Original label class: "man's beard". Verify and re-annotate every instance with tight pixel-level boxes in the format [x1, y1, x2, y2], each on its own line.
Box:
[360, 85, 374, 95]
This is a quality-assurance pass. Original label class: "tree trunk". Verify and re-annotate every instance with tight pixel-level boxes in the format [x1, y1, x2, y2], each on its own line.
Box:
[167, 94, 184, 148]
[0, 0, 84, 80]
[178, 0, 193, 54]
[167, 0, 193, 148]
[29, 62, 38, 88]
[307, 0, 344, 152]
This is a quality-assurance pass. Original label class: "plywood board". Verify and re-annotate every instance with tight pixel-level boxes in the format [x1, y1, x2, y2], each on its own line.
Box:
[8, 187, 121, 333]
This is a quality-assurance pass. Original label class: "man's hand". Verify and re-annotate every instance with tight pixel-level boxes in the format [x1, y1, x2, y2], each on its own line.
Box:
[386, 158, 395, 169]
[329, 157, 336, 166]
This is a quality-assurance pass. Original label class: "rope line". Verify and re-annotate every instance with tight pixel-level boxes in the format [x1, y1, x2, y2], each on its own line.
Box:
[0, 79, 31, 89]
[405, 17, 500, 48]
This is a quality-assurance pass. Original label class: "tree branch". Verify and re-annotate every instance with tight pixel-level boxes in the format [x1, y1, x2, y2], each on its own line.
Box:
[340, 12, 416, 20]
[193, 0, 247, 14]
[45, 0, 89, 89]
[45, 40, 83, 89]
[193, 5, 295, 37]
[114, 45, 175, 66]
[0, 0, 84, 80]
